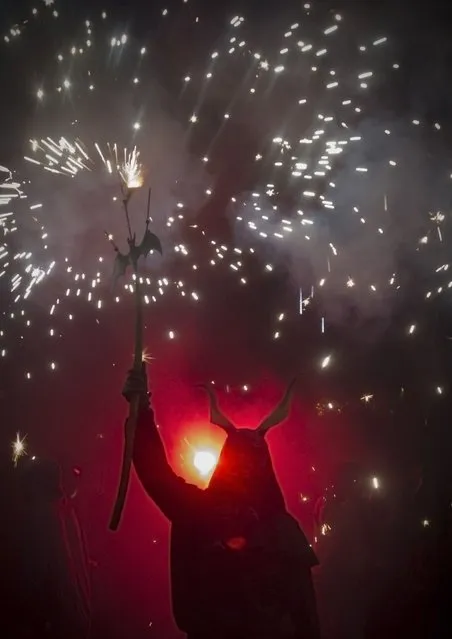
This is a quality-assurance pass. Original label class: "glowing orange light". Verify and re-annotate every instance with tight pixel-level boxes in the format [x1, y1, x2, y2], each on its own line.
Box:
[193, 450, 218, 476]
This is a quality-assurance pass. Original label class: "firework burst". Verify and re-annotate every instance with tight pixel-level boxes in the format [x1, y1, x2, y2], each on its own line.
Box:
[1, 0, 451, 399]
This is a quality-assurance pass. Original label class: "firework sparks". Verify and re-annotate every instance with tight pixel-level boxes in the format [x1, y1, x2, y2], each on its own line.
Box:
[141, 348, 155, 364]
[119, 148, 144, 190]
[12, 432, 27, 466]
[372, 476, 380, 490]
[0, 0, 449, 408]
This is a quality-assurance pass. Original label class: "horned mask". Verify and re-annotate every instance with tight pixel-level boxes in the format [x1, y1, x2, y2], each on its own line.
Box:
[200, 379, 296, 437]
[200, 379, 296, 501]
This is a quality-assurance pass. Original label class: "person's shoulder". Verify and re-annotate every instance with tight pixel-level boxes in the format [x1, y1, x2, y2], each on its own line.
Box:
[275, 512, 319, 566]
[177, 478, 208, 504]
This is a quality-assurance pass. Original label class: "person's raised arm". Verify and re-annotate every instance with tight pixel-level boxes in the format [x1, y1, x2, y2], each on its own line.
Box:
[123, 366, 201, 522]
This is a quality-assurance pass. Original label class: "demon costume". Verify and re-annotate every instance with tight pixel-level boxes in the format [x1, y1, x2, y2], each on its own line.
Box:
[127, 369, 320, 639]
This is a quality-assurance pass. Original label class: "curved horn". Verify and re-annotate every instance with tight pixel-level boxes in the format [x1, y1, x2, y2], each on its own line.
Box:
[257, 378, 297, 436]
[198, 385, 236, 434]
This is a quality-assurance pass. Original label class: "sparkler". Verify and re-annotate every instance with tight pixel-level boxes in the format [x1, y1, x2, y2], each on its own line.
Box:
[119, 148, 144, 190]
[109, 163, 162, 531]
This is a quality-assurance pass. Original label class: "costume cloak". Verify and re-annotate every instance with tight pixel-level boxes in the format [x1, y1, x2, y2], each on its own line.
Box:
[133, 399, 320, 639]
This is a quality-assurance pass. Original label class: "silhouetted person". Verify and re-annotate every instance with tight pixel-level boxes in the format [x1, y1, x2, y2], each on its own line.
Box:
[125, 366, 320, 639]
[315, 463, 371, 639]
[0, 449, 25, 634]
[13, 457, 90, 638]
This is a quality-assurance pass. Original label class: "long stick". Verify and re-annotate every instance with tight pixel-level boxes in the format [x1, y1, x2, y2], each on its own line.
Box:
[109, 274, 143, 531]
[109, 189, 153, 530]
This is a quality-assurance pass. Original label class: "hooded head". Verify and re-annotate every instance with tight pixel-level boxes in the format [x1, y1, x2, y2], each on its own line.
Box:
[200, 380, 296, 514]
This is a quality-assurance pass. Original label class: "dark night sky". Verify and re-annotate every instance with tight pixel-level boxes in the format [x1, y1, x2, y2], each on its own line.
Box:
[2, 1, 452, 637]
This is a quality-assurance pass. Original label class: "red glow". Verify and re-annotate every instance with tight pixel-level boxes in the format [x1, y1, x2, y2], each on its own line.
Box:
[226, 536, 247, 551]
